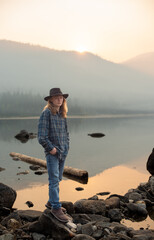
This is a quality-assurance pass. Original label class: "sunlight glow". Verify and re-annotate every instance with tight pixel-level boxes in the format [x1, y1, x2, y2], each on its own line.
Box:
[76, 46, 87, 53]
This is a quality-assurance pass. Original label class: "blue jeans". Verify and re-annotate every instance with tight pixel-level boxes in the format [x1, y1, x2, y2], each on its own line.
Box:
[46, 154, 65, 209]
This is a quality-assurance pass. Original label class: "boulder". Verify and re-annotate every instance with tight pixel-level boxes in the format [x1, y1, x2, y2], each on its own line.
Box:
[104, 197, 120, 208]
[129, 229, 154, 239]
[1, 212, 21, 227]
[124, 191, 142, 202]
[107, 208, 122, 222]
[125, 203, 148, 220]
[28, 220, 44, 233]
[17, 210, 42, 222]
[149, 176, 154, 195]
[38, 209, 75, 240]
[146, 148, 154, 175]
[61, 201, 75, 214]
[74, 199, 106, 215]
[0, 233, 14, 240]
[0, 183, 16, 209]
[81, 222, 96, 236]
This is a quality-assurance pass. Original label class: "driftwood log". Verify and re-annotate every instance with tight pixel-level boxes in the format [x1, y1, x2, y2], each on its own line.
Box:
[10, 152, 88, 184]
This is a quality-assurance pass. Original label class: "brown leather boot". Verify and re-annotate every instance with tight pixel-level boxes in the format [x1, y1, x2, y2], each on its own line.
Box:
[45, 202, 67, 213]
[51, 208, 69, 223]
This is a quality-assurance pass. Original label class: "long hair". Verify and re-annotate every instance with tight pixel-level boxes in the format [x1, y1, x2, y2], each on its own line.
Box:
[43, 97, 68, 118]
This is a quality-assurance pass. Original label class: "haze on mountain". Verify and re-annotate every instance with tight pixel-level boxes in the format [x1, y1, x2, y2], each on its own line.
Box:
[122, 52, 154, 77]
[0, 40, 154, 114]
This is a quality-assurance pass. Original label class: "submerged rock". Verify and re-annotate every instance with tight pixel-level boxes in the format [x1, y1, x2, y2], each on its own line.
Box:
[88, 133, 105, 138]
[25, 201, 34, 208]
[75, 187, 84, 191]
[15, 130, 37, 143]
[96, 191, 110, 196]
[0, 167, 5, 172]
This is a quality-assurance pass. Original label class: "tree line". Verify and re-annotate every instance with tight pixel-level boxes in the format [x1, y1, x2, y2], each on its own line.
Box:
[0, 92, 84, 117]
[0, 91, 144, 118]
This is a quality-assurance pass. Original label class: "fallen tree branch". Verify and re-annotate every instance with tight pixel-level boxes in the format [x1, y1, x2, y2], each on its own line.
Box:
[10, 152, 88, 184]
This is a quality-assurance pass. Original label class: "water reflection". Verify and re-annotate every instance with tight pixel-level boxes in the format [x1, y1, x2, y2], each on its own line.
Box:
[13, 165, 153, 229]
[1, 116, 154, 189]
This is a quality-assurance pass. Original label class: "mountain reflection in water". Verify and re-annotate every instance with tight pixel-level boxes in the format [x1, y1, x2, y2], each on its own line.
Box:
[14, 164, 153, 230]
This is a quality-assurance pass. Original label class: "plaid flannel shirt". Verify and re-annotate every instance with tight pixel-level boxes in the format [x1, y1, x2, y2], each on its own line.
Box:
[38, 108, 69, 157]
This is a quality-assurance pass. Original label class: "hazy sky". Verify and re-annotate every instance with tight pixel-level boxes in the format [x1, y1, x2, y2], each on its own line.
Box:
[0, 0, 154, 62]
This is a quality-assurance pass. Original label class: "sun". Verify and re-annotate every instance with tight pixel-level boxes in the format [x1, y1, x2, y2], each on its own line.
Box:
[76, 46, 87, 53]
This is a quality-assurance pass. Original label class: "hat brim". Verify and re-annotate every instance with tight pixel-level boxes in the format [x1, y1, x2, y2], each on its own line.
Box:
[44, 94, 69, 101]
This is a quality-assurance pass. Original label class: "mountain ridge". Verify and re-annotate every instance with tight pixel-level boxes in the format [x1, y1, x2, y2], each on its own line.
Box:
[122, 52, 154, 77]
[0, 39, 154, 113]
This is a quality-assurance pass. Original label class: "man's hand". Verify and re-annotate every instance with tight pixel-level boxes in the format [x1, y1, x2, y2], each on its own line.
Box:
[50, 148, 57, 155]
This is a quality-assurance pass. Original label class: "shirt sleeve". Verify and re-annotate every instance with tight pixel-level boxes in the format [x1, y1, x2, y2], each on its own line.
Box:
[65, 118, 69, 147]
[38, 109, 54, 152]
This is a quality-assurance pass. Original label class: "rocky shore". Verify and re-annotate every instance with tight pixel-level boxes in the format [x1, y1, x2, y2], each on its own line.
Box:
[0, 177, 154, 240]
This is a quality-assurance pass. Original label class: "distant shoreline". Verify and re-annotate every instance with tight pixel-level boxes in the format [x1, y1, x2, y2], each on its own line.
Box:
[1, 113, 154, 120]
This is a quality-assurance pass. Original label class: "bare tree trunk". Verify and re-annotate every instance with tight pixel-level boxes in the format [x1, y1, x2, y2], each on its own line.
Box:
[10, 152, 88, 183]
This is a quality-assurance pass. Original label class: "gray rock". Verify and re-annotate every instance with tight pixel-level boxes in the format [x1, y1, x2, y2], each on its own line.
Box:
[125, 202, 148, 220]
[113, 225, 132, 234]
[0, 234, 14, 240]
[15, 130, 37, 143]
[25, 201, 34, 208]
[86, 214, 110, 223]
[81, 222, 96, 236]
[7, 218, 21, 230]
[72, 213, 92, 224]
[125, 192, 143, 202]
[88, 195, 99, 200]
[105, 197, 120, 208]
[75, 187, 84, 191]
[74, 199, 106, 215]
[115, 233, 131, 240]
[0, 183, 16, 209]
[92, 228, 103, 239]
[29, 165, 41, 171]
[39, 209, 75, 239]
[149, 176, 154, 195]
[17, 209, 42, 222]
[146, 148, 154, 176]
[96, 191, 110, 196]
[129, 229, 154, 239]
[1, 212, 21, 227]
[72, 234, 96, 240]
[61, 201, 75, 214]
[108, 208, 122, 222]
[28, 220, 44, 233]
[132, 235, 154, 240]
[31, 232, 46, 240]
[34, 170, 48, 175]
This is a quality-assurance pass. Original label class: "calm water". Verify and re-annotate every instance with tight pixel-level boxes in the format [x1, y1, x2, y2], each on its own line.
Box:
[0, 115, 154, 229]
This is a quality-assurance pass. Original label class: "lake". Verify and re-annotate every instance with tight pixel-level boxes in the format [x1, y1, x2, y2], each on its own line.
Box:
[0, 114, 154, 229]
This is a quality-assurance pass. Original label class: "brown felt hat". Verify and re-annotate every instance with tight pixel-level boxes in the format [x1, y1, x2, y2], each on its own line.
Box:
[44, 88, 69, 101]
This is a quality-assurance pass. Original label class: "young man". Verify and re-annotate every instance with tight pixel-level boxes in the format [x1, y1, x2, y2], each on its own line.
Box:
[38, 88, 69, 222]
